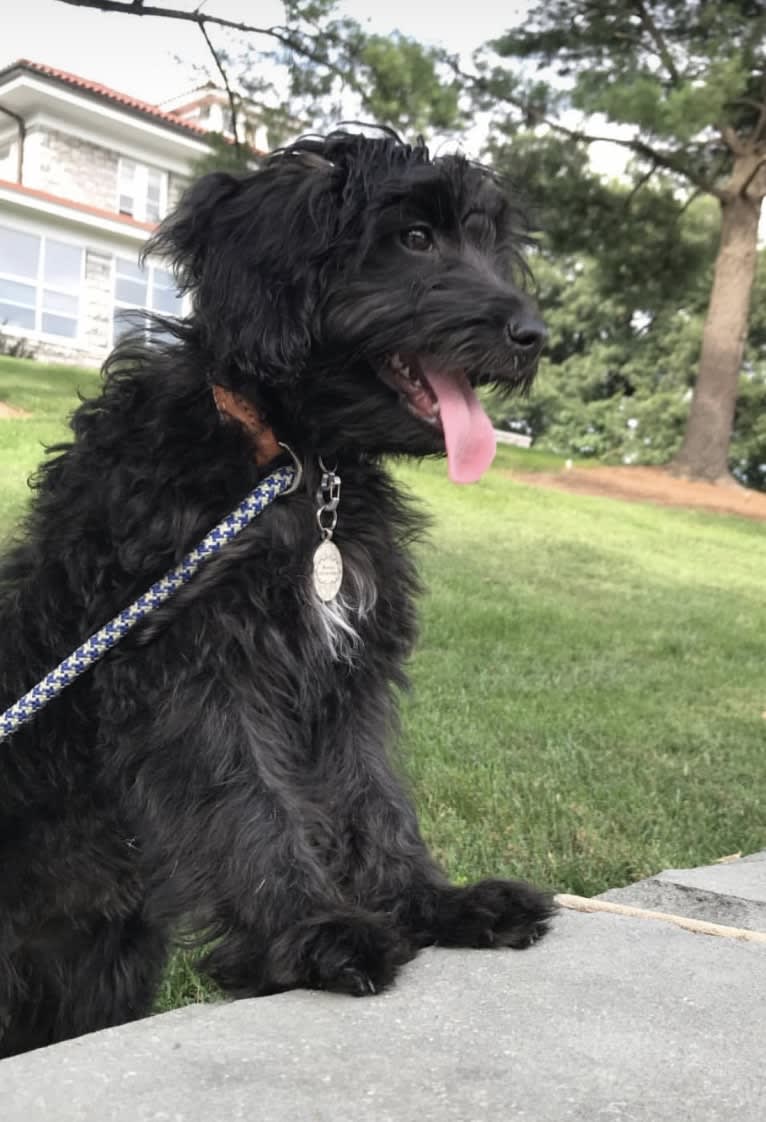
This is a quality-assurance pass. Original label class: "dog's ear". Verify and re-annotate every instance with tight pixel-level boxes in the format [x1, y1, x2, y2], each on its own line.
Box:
[146, 161, 339, 382]
[145, 172, 242, 289]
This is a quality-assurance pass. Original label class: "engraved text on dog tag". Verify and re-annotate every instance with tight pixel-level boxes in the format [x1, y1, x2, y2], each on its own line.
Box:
[313, 539, 343, 602]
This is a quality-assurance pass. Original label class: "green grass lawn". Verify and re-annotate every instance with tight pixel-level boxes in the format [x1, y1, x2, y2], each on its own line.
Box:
[0, 356, 101, 528]
[490, 441, 570, 473]
[2, 356, 765, 1010]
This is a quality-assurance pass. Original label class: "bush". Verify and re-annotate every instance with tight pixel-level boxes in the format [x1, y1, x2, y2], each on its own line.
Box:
[0, 326, 35, 360]
[731, 375, 766, 489]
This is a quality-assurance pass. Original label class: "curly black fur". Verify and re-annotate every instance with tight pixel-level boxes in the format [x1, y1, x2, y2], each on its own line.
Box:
[0, 129, 553, 1058]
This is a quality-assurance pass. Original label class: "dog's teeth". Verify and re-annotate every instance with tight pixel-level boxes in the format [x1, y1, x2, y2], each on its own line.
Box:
[389, 354, 416, 381]
[428, 401, 440, 416]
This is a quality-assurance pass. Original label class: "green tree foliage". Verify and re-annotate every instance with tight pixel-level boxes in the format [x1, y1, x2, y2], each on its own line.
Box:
[486, 221, 766, 487]
[182, 0, 465, 175]
[483, 1, 766, 485]
[190, 132, 257, 177]
[353, 33, 463, 135]
[61, 1, 464, 177]
[215, 0, 464, 142]
[491, 0, 764, 148]
[486, 131, 766, 488]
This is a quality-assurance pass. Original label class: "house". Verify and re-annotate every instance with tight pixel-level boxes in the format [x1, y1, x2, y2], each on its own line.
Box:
[160, 82, 271, 151]
[0, 59, 235, 366]
[160, 82, 303, 154]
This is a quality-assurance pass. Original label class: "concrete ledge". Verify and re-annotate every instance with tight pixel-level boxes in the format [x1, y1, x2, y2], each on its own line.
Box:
[2, 903, 765, 1122]
[598, 850, 766, 931]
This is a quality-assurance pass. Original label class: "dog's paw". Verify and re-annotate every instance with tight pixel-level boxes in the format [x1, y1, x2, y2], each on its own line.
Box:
[295, 915, 410, 997]
[433, 879, 557, 950]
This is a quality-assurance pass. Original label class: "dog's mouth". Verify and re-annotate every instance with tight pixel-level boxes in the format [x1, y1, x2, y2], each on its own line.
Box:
[380, 354, 442, 427]
[379, 353, 497, 484]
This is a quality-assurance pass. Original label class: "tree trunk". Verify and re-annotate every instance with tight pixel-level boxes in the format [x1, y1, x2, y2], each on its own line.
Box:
[670, 172, 762, 485]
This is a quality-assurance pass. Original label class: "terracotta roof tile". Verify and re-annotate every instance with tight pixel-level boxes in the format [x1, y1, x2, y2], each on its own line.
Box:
[8, 59, 210, 138]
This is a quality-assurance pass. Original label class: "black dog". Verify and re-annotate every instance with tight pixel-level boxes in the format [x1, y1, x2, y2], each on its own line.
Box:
[0, 130, 553, 1058]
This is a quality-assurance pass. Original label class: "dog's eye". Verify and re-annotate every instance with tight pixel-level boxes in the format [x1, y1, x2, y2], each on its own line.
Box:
[400, 226, 434, 252]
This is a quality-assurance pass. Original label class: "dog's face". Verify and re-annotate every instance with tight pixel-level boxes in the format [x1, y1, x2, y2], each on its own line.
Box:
[149, 131, 544, 482]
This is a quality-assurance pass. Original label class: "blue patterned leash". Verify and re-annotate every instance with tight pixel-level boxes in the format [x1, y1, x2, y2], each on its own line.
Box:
[0, 459, 302, 743]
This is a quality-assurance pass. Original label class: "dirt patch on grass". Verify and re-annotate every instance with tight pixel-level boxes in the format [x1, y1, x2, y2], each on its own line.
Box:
[0, 401, 32, 419]
[510, 464, 766, 522]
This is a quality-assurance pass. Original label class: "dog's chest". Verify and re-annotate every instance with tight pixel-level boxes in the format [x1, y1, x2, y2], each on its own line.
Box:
[285, 468, 401, 665]
[229, 467, 419, 676]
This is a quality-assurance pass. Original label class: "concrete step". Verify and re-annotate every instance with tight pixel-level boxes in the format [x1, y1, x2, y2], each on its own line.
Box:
[597, 849, 766, 931]
[2, 855, 765, 1121]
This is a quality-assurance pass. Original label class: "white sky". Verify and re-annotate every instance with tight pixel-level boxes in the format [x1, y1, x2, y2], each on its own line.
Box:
[2, 0, 532, 105]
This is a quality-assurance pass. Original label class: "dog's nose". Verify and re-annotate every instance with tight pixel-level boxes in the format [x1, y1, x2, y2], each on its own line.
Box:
[505, 312, 546, 355]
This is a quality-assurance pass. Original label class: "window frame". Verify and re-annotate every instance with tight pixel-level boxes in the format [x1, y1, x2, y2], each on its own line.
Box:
[0, 225, 84, 342]
[116, 157, 168, 224]
[111, 254, 183, 346]
[0, 137, 16, 173]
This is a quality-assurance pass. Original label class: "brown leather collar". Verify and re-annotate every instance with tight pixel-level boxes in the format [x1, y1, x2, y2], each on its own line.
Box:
[212, 384, 282, 467]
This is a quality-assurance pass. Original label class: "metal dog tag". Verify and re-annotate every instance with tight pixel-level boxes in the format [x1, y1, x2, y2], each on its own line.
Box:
[312, 539, 343, 602]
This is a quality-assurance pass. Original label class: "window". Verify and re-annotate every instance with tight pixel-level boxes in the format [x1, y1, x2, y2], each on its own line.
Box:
[0, 225, 82, 339]
[145, 168, 163, 224]
[0, 140, 15, 177]
[113, 255, 183, 342]
[117, 158, 136, 216]
[117, 159, 168, 223]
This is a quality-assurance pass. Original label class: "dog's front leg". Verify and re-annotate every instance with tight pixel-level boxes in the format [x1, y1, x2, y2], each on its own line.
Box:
[350, 795, 557, 952]
[107, 686, 414, 999]
[338, 715, 556, 953]
[192, 793, 415, 997]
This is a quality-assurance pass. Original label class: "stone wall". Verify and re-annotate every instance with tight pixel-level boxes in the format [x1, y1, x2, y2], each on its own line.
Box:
[82, 250, 113, 357]
[24, 127, 119, 212]
[23, 339, 101, 367]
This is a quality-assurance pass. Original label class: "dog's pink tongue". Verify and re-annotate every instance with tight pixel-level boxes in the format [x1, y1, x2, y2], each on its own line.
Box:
[422, 366, 497, 484]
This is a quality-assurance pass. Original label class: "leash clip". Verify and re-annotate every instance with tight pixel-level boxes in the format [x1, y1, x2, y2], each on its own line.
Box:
[316, 456, 341, 538]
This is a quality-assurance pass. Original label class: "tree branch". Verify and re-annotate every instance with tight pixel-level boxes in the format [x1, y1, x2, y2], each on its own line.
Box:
[739, 156, 766, 198]
[623, 162, 656, 208]
[454, 56, 725, 199]
[719, 124, 749, 157]
[630, 0, 680, 85]
[55, 0, 341, 76]
[506, 95, 722, 197]
[607, 136, 715, 194]
[197, 17, 240, 153]
[730, 97, 765, 113]
[676, 188, 702, 216]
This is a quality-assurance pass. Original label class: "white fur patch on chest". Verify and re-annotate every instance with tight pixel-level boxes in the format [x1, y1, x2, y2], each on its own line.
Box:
[310, 548, 377, 663]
